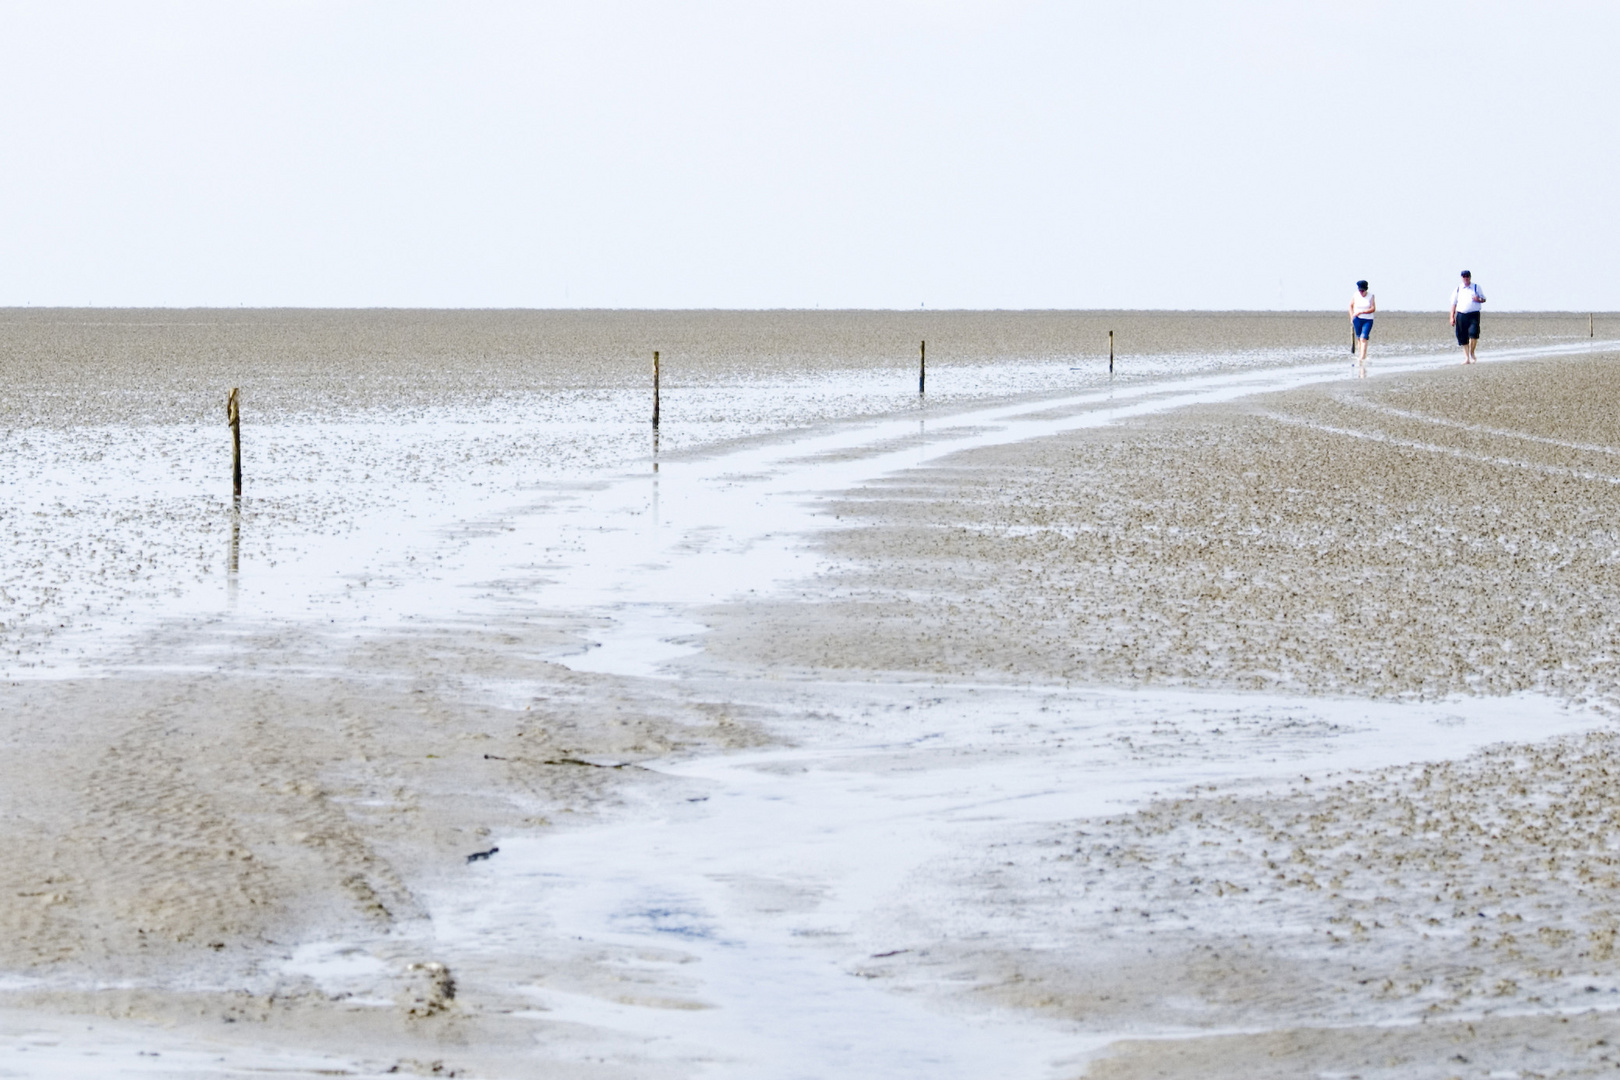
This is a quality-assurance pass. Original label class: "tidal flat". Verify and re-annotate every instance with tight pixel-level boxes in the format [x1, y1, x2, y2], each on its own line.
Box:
[1, 309, 1617, 1077]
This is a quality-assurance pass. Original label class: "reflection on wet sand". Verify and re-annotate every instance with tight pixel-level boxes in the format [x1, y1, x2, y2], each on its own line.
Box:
[227, 495, 240, 607]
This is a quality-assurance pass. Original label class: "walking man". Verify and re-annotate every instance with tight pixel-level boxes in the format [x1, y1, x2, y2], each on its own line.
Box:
[1450, 270, 1486, 364]
[1349, 280, 1376, 378]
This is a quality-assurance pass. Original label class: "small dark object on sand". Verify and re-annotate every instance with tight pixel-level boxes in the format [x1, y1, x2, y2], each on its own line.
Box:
[465, 847, 499, 864]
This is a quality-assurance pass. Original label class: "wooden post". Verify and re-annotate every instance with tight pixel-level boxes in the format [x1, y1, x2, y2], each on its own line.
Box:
[1591, 313, 1595, 338]
[1108, 331, 1114, 375]
[226, 387, 241, 497]
[652, 351, 660, 429]
[919, 340, 926, 395]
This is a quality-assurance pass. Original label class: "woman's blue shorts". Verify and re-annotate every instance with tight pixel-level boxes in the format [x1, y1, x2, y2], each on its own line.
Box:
[1353, 316, 1374, 340]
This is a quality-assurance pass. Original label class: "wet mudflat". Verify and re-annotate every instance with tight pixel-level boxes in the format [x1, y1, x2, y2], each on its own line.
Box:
[726, 354, 1620, 701]
[1, 309, 1617, 1077]
[708, 351, 1620, 1078]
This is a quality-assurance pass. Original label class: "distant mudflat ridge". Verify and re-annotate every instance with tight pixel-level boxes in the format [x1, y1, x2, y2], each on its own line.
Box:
[0, 307, 1605, 409]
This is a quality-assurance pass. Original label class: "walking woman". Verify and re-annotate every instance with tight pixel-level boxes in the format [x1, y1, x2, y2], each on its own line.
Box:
[1349, 280, 1376, 378]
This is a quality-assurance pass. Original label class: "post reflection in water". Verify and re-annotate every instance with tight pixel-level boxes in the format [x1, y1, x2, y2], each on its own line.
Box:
[227, 496, 241, 608]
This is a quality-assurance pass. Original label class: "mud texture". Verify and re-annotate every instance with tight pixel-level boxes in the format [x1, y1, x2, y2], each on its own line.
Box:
[0, 619, 766, 1075]
[1087, 1010, 1620, 1080]
[718, 353, 1620, 707]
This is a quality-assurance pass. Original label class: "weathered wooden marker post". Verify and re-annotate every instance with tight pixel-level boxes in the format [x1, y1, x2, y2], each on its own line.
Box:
[652, 350, 661, 429]
[919, 340, 926, 395]
[1591, 313, 1595, 338]
[1109, 331, 1115, 375]
[226, 387, 242, 497]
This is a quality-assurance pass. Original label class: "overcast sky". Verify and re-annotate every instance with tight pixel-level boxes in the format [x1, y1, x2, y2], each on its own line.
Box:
[1, 1, 1614, 310]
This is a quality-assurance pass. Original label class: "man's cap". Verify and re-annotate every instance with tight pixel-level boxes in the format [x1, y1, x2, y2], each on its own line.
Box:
[1461, 270, 1472, 277]
[1356, 280, 1368, 290]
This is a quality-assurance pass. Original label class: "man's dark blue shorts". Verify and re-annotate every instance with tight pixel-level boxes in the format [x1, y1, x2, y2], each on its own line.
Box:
[1455, 311, 1480, 344]
[1353, 316, 1373, 340]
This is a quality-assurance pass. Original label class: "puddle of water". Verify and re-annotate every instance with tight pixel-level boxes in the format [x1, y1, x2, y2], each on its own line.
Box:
[278, 943, 394, 1006]
[0, 1011, 401, 1079]
[414, 681, 1602, 1077]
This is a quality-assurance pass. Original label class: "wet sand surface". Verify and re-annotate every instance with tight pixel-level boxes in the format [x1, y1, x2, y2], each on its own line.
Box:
[2, 309, 1619, 1077]
[709, 351, 1620, 1077]
[721, 355, 1620, 701]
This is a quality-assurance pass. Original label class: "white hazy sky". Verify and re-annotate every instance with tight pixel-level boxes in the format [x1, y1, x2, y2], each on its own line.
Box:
[1, 1, 1614, 310]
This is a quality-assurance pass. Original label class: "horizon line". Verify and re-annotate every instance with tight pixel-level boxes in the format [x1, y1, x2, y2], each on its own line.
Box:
[0, 306, 1613, 316]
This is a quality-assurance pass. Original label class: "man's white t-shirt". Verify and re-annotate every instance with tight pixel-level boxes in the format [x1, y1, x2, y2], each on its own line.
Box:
[1453, 282, 1485, 313]
[1352, 292, 1375, 319]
